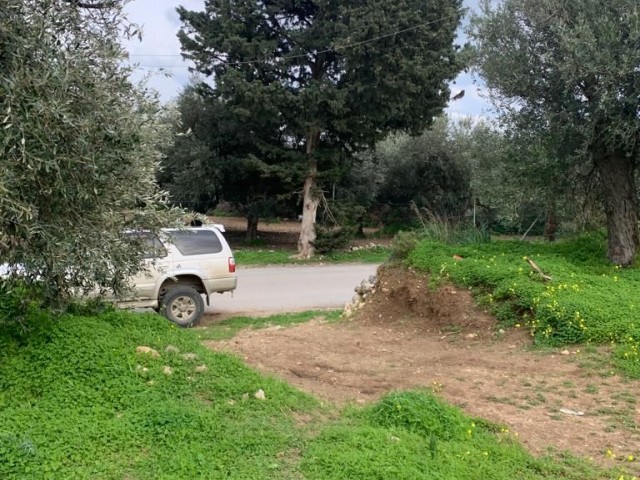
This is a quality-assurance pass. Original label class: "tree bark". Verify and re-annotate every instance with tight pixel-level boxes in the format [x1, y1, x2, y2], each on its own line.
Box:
[543, 199, 557, 242]
[246, 215, 258, 242]
[594, 151, 639, 265]
[297, 130, 320, 259]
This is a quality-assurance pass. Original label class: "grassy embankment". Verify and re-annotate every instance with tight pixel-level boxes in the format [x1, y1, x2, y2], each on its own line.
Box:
[0, 304, 619, 479]
[407, 231, 640, 377]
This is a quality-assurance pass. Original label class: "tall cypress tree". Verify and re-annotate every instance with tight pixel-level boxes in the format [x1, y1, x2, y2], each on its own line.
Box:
[178, 0, 464, 257]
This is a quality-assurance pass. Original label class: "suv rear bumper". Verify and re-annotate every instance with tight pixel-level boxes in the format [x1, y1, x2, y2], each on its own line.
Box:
[204, 276, 237, 294]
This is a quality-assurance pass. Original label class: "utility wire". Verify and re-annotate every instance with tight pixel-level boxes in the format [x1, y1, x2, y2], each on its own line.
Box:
[128, 13, 461, 69]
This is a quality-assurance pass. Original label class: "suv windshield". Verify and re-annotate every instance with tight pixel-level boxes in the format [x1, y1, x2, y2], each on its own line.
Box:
[169, 230, 223, 256]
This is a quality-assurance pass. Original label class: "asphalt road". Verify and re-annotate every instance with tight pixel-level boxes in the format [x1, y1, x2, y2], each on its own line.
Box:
[205, 264, 380, 317]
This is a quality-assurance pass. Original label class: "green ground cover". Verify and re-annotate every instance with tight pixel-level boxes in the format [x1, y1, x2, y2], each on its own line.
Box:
[234, 246, 390, 266]
[407, 232, 640, 377]
[0, 308, 617, 479]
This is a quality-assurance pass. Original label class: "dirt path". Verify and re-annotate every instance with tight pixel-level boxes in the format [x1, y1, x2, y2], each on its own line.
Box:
[206, 265, 640, 471]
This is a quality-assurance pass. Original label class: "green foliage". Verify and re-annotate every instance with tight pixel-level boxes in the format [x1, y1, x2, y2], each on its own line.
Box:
[375, 119, 473, 223]
[177, 0, 466, 255]
[301, 390, 605, 480]
[0, 0, 181, 304]
[234, 246, 389, 265]
[391, 231, 423, 260]
[0, 308, 616, 478]
[313, 227, 354, 254]
[0, 311, 315, 479]
[407, 233, 640, 376]
[470, 0, 640, 264]
[367, 390, 468, 441]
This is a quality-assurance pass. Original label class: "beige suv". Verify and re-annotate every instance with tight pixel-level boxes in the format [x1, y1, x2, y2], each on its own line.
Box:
[122, 225, 237, 327]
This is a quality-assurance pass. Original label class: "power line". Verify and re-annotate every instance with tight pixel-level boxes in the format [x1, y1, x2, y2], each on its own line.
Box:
[127, 13, 460, 69]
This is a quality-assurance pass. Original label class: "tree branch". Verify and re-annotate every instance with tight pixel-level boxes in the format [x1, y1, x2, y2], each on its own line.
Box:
[68, 0, 117, 9]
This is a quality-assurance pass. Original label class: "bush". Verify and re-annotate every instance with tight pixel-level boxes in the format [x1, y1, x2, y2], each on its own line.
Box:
[366, 390, 468, 441]
[313, 227, 354, 254]
[390, 231, 423, 260]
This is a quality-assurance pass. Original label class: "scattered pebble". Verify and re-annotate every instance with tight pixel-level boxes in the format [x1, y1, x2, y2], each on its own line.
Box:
[165, 345, 180, 354]
[163, 366, 173, 375]
[254, 389, 266, 400]
[182, 353, 197, 361]
[195, 364, 207, 373]
[136, 346, 160, 357]
[559, 408, 584, 416]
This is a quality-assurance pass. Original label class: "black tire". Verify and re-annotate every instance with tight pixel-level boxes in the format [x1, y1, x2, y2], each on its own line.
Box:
[159, 286, 204, 328]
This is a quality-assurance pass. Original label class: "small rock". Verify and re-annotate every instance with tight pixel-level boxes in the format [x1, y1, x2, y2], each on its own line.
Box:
[559, 408, 584, 416]
[163, 366, 173, 375]
[228, 399, 236, 405]
[560, 350, 570, 355]
[165, 345, 180, 354]
[498, 329, 505, 334]
[136, 346, 160, 357]
[182, 353, 197, 361]
[389, 435, 400, 442]
[242, 393, 250, 401]
[466, 333, 478, 339]
[254, 389, 266, 400]
[195, 364, 208, 373]
[147, 380, 155, 385]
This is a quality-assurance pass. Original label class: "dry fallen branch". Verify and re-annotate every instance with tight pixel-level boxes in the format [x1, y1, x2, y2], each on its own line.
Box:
[525, 257, 552, 282]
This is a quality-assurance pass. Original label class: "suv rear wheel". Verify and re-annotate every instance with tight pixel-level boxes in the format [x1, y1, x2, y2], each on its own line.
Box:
[159, 286, 205, 327]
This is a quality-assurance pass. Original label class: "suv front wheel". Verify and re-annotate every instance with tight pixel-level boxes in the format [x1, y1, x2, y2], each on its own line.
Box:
[160, 286, 205, 327]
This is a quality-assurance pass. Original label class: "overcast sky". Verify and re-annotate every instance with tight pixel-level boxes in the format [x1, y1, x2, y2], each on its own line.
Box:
[122, 0, 492, 119]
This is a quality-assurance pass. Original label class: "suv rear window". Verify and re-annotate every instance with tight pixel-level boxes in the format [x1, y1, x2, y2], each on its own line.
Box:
[170, 230, 223, 256]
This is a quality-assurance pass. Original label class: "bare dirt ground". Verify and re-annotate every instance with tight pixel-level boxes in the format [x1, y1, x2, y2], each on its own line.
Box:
[206, 265, 640, 472]
[208, 215, 388, 248]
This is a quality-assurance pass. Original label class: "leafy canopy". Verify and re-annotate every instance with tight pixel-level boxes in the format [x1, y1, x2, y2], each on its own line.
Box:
[0, 0, 181, 303]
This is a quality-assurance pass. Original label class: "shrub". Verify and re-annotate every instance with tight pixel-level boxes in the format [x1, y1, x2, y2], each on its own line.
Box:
[366, 390, 468, 441]
[313, 226, 354, 254]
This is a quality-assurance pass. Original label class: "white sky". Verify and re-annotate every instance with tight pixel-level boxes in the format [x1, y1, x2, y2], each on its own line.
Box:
[122, 0, 492, 118]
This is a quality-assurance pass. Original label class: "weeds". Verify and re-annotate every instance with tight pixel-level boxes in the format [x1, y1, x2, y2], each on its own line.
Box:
[407, 232, 640, 377]
[0, 308, 621, 479]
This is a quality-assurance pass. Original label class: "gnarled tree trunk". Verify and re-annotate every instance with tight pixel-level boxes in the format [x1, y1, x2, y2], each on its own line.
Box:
[246, 215, 258, 242]
[594, 151, 639, 265]
[544, 199, 557, 242]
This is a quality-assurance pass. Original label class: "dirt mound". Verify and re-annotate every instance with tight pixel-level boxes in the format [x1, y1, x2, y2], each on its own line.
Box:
[357, 265, 496, 337]
[206, 265, 640, 470]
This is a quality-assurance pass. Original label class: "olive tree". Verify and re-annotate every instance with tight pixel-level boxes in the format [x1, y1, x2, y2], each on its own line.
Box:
[0, 0, 180, 304]
[471, 0, 640, 264]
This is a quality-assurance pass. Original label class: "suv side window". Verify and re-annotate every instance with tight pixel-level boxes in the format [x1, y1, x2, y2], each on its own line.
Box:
[170, 230, 223, 256]
[127, 232, 167, 259]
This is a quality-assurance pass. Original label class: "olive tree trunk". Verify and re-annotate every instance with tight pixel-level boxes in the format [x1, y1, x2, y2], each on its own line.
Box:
[246, 215, 258, 242]
[595, 151, 639, 265]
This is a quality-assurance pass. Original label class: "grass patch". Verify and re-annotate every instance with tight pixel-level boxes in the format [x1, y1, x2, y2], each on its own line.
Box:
[234, 247, 389, 266]
[196, 310, 341, 341]
[407, 231, 640, 377]
[301, 390, 606, 480]
[0, 309, 622, 479]
[0, 311, 315, 479]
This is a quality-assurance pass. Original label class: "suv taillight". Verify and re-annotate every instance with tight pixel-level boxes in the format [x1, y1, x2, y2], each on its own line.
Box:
[228, 257, 236, 273]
